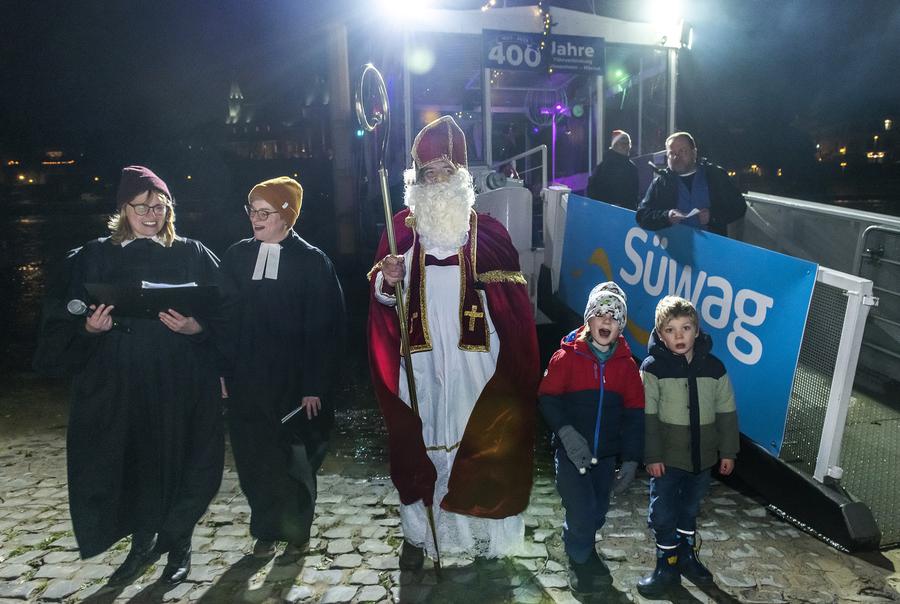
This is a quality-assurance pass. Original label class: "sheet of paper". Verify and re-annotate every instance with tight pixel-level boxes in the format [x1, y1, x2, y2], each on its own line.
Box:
[141, 281, 198, 289]
[683, 208, 701, 218]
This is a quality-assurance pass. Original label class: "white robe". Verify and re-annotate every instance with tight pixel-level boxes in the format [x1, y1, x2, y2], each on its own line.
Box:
[375, 242, 524, 559]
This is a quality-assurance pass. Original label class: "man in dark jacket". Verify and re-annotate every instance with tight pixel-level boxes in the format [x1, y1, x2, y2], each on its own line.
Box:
[586, 130, 639, 210]
[636, 132, 746, 237]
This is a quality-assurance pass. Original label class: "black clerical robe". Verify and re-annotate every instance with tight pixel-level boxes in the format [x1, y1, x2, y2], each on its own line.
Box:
[218, 231, 344, 544]
[40, 236, 224, 558]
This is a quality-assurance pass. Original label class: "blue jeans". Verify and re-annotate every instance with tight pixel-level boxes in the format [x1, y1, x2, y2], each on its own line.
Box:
[648, 466, 712, 547]
[554, 448, 616, 563]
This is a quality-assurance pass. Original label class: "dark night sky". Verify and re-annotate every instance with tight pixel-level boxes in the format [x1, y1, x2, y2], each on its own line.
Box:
[1, 1, 898, 160]
[679, 1, 899, 132]
[0, 1, 333, 146]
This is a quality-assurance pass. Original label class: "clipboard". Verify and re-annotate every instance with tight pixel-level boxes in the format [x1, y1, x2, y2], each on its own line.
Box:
[83, 283, 219, 319]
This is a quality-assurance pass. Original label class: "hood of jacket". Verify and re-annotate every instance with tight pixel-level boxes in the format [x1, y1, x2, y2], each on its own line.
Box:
[560, 325, 634, 362]
[647, 327, 713, 365]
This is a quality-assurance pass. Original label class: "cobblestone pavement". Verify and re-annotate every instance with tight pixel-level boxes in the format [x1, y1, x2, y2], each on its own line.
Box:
[1, 423, 899, 604]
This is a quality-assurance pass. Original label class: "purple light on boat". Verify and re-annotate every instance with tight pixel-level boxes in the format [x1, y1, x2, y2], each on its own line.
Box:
[539, 104, 570, 116]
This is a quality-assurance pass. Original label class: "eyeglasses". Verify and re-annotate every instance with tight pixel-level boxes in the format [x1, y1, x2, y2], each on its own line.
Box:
[245, 206, 275, 220]
[128, 203, 170, 216]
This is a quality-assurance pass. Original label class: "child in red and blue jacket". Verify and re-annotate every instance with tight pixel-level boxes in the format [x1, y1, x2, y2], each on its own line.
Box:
[538, 282, 644, 593]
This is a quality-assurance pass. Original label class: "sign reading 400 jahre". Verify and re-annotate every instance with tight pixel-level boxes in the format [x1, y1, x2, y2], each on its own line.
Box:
[482, 29, 604, 74]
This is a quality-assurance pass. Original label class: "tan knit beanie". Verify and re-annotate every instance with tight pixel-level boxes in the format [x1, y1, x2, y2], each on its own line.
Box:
[248, 176, 303, 227]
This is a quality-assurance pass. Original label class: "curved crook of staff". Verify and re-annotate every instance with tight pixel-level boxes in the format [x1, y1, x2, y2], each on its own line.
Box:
[354, 62, 441, 575]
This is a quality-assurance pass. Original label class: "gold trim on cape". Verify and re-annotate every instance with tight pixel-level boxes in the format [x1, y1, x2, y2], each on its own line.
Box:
[425, 441, 462, 453]
[366, 259, 383, 282]
[408, 243, 433, 353]
[457, 247, 489, 352]
[469, 210, 478, 277]
[478, 270, 527, 285]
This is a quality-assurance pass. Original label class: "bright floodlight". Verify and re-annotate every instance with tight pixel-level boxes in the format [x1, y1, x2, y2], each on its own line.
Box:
[378, 0, 430, 21]
[645, 0, 682, 26]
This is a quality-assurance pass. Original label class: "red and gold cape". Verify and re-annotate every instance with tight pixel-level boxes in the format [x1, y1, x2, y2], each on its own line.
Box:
[367, 209, 539, 518]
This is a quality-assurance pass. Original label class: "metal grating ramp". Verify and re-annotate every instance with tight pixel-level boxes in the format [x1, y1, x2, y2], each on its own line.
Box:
[779, 280, 900, 546]
[779, 282, 845, 475]
[838, 391, 900, 546]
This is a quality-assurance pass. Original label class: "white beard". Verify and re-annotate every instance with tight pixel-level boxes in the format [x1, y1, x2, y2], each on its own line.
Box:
[404, 167, 475, 250]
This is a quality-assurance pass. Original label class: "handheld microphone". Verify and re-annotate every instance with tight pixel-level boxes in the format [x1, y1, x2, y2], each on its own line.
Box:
[67, 299, 130, 333]
[66, 299, 91, 316]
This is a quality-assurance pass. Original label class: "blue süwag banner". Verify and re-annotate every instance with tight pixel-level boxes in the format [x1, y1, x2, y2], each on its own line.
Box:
[558, 195, 817, 455]
[483, 29, 604, 74]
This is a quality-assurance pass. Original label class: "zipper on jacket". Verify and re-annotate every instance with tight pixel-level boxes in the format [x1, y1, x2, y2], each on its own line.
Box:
[593, 361, 605, 457]
[686, 357, 702, 472]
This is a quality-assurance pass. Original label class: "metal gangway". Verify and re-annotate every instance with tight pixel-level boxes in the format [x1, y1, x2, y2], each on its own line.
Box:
[741, 193, 900, 548]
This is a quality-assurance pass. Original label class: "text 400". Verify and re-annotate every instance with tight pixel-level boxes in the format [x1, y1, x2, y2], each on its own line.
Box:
[488, 43, 541, 68]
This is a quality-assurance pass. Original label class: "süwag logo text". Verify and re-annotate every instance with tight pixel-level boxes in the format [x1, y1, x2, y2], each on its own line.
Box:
[618, 227, 773, 366]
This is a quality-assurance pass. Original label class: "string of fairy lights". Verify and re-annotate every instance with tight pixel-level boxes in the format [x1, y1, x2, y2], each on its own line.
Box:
[540, 0, 554, 73]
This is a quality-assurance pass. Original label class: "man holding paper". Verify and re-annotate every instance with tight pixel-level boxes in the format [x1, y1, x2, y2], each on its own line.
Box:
[636, 132, 746, 237]
[218, 176, 344, 558]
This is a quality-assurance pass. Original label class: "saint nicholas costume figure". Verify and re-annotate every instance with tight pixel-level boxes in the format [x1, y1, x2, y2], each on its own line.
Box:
[368, 116, 539, 568]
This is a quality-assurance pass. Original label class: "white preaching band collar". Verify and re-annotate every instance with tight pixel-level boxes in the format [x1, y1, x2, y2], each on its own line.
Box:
[120, 236, 166, 247]
[252, 242, 282, 280]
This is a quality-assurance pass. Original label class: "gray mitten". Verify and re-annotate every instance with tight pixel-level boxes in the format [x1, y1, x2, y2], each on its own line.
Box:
[557, 425, 592, 474]
[612, 460, 639, 495]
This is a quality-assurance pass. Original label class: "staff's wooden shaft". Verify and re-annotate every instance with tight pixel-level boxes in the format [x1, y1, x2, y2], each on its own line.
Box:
[375, 126, 442, 577]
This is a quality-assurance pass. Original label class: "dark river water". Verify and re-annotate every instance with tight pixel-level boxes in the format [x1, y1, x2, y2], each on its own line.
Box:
[2, 210, 107, 371]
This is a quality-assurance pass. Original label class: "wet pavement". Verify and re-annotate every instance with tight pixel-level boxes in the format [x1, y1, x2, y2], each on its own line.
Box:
[1, 375, 899, 604]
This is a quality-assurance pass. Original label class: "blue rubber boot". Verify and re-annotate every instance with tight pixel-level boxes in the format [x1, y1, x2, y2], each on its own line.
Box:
[637, 544, 680, 597]
[677, 530, 714, 586]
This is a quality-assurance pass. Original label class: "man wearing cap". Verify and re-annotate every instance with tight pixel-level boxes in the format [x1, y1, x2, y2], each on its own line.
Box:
[587, 130, 639, 210]
[37, 165, 224, 585]
[218, 176, 345, 558]
[368, 116, 539, 568]
[637, 131, 746, 236]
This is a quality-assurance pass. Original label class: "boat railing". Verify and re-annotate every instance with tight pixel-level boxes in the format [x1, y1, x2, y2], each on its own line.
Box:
[741, 191, 900, 392]
[493, 145, 548, 193]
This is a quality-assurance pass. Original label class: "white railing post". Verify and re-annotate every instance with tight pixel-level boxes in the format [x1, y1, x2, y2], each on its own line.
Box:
[813, 269, 878, 482]
[541, 185, 570, 294]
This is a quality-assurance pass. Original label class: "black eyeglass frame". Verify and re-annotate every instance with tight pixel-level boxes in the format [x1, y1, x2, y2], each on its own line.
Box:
[127, 202, 170, 216]
[245, 206, 275, 220]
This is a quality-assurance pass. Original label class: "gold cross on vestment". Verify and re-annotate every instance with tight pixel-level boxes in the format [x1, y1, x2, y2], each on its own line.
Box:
[464, 305, 484, 331]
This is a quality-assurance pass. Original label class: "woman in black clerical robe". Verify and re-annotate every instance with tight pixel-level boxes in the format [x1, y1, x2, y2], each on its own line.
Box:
[37, 166, 224, 585]
[218, 176, 344, 557]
